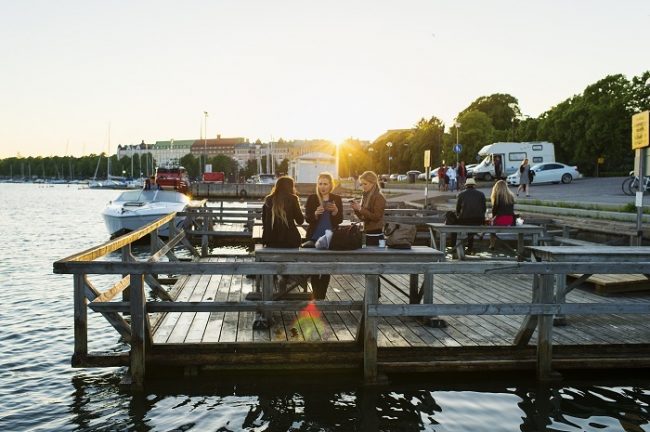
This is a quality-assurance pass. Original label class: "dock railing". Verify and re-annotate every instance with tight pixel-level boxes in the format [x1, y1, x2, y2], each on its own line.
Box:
[55, 219, 650, 387]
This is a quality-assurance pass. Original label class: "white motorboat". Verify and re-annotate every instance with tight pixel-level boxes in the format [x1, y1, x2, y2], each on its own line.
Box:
[101, 189, 190, 237]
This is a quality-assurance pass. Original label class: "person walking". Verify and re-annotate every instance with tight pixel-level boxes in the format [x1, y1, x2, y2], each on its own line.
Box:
[457, 161, 467, 190]
[517, 159, 531, 197]
[489, 180, 516, 250]
[494, 155, 503, 180]
[304, 172, 343, 299]
[351, 171, 386, 246]
[447, 163, 457, 192]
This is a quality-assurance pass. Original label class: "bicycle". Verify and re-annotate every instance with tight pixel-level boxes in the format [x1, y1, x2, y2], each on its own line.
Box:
[622, 175, 650, 196]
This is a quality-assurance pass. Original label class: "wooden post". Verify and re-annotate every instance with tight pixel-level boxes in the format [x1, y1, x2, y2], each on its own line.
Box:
[409, 274, 418, 303]
[121, 244, 131, 302]
[363, 274, 379, 384]
[201, 210, 209, 257]
[129, 273, 146, 388]
[537, 273, 554, 381]
[73, 273, 87, 362]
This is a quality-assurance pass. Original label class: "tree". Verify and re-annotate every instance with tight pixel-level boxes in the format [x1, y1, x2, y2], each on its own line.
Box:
[459, 93, 519, 131]
[453, 110, 495, 163]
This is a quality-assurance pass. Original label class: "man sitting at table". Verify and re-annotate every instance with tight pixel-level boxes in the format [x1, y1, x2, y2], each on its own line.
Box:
[450, 178, 486, 254]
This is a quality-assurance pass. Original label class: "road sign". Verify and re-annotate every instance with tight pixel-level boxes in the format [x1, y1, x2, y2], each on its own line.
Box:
[632, 111, 649, 150]
[424, 150, 430, 168]
[453, 144, 462, 153]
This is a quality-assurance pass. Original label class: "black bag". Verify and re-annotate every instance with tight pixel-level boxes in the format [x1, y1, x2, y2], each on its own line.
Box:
[329, 224, 362, 250]
[445, 211, 458, 225]
[528, 169, 535, 183]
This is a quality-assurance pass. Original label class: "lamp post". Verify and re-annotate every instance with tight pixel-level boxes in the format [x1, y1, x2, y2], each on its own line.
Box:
[454, 122, 461, 166]
[203, 111, 208, 174]
[386, 141, 393, 176]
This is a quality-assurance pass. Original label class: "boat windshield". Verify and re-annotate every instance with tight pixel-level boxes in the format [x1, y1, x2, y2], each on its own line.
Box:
[115, 190, 190, 204]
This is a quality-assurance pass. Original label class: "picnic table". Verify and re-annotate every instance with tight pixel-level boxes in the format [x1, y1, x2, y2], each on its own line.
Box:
[427, 222, 545, 260]
[527, 246, 650, 325]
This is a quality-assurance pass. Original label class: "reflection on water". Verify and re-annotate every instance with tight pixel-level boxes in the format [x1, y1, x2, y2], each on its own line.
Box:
[1, 183, 650, 431]
[65, 372, 650, 431]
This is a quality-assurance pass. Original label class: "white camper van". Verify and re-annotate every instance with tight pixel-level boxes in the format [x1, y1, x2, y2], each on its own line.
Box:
[470, 142, 555, 181]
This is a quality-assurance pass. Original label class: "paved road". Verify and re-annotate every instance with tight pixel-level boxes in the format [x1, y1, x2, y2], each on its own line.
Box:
[386, 177, 638, 207]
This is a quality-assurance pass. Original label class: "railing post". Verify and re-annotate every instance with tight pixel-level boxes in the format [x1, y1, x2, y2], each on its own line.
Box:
[73, 273, 87, 363]
[363, 274, 379, 384]
[201, 209, 209, 257]
[121, 244, 131, 302]
[537, 273, 555, 381]
[129, 273, 146, 388]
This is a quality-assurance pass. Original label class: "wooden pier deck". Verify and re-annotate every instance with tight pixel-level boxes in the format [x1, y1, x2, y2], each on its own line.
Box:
[54, 210, 650, 388]
[153, 256, 650, 349]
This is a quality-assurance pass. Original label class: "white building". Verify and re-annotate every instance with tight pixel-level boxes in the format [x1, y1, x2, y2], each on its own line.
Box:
[289, 152, 337, 183]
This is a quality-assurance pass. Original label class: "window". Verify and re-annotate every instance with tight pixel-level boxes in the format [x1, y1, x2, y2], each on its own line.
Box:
[532, 157, 544, 163]
[508, 152, 526, 162]
[532, 144, 543, 151]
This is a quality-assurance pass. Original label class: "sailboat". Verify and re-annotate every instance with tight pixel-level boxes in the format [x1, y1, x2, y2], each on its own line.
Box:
[88, 124, 128, 189]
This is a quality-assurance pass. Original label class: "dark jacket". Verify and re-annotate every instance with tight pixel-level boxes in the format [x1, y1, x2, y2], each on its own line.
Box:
[456, 187, 486, 223]
[262, 194, 305, 248]
[304, 193, 344, 240]
[354, 189, 386, 232]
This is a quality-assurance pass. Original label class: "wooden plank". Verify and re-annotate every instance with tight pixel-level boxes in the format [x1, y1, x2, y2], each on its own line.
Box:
[568, 273, 650, 294]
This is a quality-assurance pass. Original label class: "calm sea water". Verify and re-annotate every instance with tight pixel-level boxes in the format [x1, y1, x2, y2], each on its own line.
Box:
[1, 183, 649, 431]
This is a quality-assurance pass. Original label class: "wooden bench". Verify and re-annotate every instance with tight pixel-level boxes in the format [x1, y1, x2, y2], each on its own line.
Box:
[427, 222, 545, 261]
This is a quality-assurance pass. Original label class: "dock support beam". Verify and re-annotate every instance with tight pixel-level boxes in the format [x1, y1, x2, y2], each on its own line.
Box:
[73, 273, 87, 363]
[363, 275, 379, 384]
[129, 274, 146, 389]
[537, 274, 555, 381]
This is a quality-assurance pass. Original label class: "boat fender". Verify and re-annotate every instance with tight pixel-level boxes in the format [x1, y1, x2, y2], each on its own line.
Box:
[239, 189, 248, 198]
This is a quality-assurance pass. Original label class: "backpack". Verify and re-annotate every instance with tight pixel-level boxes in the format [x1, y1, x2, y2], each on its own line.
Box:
[329, 224, 362, 250]
[384, 223, 417, 249]
[445, 211, 458, 225]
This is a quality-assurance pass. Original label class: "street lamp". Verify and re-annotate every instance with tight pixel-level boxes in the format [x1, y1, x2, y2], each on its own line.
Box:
[203, 111, 208, 174]
[386, 142, 393, 176]
[454, 122, 461, 165]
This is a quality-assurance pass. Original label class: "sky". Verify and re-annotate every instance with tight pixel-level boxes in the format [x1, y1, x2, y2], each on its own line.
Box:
[1, 0, 649, 158]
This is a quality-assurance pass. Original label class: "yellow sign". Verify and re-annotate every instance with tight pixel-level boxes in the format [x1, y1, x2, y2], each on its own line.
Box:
[597, 157, 605, 164]
[424, 150, 431, 168]
[632, 111, 650, 150]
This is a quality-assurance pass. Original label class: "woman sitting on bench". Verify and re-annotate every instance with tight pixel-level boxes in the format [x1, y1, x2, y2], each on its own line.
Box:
[489, 180, 516, 250]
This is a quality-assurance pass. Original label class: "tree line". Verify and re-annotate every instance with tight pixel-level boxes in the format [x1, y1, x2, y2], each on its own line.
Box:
[346, 71, 649, 177]
[2, 71, 648, 180]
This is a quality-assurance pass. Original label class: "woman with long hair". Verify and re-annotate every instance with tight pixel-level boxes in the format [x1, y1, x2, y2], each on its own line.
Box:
[303, 172, 343, 299]
[517, 158, 531, 197]
[351, 170, 386, 246]
[489, 179, 516, 250]
[261, 176, 304, 248]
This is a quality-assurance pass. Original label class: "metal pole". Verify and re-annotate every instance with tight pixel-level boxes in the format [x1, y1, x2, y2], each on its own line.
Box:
[635, 148, 646, 245]
[203, 111, 208, 174]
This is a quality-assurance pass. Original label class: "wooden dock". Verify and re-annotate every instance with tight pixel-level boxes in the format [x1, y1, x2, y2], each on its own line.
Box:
[54, 209, 650, 388]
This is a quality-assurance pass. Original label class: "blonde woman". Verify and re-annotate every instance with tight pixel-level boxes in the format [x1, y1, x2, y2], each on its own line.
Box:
[261, 176, 304, 248]
[517, 159, 531, 197]
[303, 172, 343, 298]
[351, 171, 386, 246]
[489, 180, 516, 250]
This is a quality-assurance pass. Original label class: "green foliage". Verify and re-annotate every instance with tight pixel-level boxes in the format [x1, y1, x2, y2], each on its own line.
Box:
[459, 93, 520, 130]
[453, 110, 495, 163]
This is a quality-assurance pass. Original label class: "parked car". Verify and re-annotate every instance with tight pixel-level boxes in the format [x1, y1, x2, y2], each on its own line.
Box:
[506, 162, 581, 186]
[397, 174, 408, 181]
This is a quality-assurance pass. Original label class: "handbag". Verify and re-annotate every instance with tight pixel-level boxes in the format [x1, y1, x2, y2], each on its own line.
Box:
[383, 223, 417, 249]
[329, 224, 362, 250]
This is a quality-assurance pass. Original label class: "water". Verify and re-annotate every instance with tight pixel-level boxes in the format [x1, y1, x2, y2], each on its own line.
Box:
[1, 183, 649, 431]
